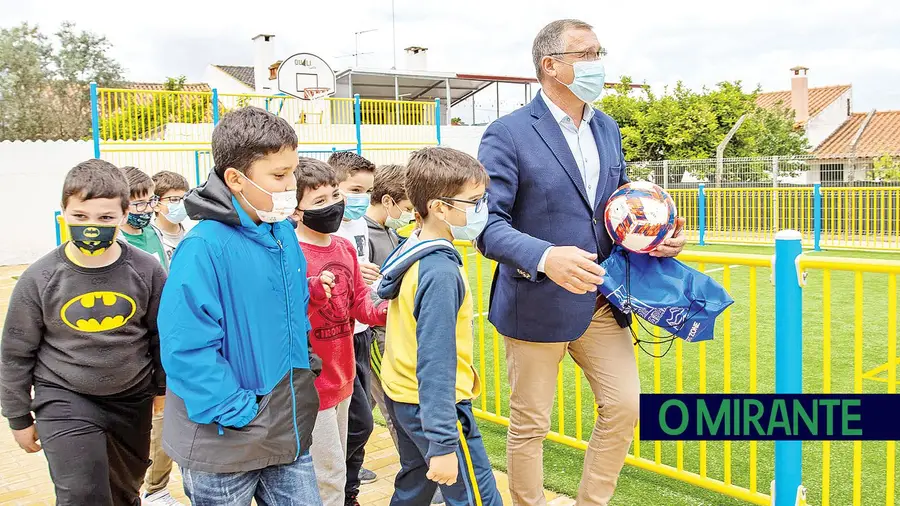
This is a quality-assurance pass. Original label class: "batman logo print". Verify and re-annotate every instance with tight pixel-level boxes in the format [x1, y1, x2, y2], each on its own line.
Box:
[60, 291, 137, 332]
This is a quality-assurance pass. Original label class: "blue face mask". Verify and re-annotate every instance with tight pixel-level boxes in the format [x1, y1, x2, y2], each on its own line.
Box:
[555, 59, 606, 104]
[443, 197, 489, 241]
[343, 193, 370, 221]
[164, 201, 188, 224]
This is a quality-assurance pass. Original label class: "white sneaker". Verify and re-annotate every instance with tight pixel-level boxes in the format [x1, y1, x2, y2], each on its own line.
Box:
[141, 490, 181, 506]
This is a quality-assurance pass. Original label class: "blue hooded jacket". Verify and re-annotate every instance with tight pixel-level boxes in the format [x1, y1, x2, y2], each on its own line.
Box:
[158, 169, 321, 473]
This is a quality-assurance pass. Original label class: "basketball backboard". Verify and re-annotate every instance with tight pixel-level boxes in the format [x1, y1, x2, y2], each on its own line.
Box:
[276, 53, 336, 100]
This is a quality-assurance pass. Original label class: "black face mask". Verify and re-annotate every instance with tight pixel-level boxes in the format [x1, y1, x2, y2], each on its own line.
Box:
[300, 201, 345, 234]
[68, 224, 118, 256]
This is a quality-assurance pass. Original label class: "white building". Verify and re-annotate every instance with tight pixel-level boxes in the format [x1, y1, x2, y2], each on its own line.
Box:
[756, 66, 853, 151]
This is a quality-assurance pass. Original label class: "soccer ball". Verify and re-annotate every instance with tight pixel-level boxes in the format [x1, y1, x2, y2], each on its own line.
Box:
[604, 181, 678, 254]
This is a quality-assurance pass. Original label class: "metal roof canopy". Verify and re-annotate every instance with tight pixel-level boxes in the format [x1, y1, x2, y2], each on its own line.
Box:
[335, 68, 538, 107]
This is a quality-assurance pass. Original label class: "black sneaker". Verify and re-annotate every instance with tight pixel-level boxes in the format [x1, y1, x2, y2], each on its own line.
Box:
[345, 495, 361, 506]
[358, 467, 377, 484]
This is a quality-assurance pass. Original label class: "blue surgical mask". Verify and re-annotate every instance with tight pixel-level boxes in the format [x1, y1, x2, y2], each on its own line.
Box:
[343, 193, 370, 221]
[443, 199, 489, 241]
[164, 201, 188, 225]
[554, 60, 606, 104]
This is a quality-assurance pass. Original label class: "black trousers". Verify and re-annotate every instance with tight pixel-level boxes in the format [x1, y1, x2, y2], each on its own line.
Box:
[33, 376, 154, 506]
[345, 328, 374, 499]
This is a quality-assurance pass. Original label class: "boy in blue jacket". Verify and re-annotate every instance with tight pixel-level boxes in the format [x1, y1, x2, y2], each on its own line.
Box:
[158, 106, 330, 506]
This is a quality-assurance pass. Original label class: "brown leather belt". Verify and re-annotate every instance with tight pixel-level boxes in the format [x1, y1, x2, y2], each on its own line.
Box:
[595, 293, 609, 313]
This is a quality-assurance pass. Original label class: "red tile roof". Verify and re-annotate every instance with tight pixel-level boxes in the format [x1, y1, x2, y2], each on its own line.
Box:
[756, 85, 851, 123]
[120, 82, 211, 93]
[814, 110, 900, 158]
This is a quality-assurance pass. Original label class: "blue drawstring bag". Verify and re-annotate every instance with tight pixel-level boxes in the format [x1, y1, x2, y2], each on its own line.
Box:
[598, 246, 734, 355]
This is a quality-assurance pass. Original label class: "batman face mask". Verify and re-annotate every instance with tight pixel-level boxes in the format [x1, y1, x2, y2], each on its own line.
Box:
[69, 224, 118, 256]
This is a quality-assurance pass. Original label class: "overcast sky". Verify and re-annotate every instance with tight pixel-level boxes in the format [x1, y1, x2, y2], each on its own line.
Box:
[5, 0, 899, 115]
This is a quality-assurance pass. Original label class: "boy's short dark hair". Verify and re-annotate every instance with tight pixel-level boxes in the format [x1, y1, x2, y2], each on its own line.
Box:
[121, 166, 154, 199]
[371, 164, 407, 204]
[211, 106, 298, 177]
[327, 151, 376, 181]
[295, 157, 339, 202]
[61, 159, 130, 212]
[406, 147, 489, 219]
[152, 170, 189, 197]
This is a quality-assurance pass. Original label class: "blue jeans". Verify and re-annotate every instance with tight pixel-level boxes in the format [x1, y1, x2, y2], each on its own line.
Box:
[181, 452, 321, 506]
[385, 399, 502, 506]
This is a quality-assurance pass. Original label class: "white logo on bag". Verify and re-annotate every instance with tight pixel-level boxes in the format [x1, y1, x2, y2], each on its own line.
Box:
[606, 284, 696, 331]
[686, 322, 701, 341]
[666, 307, 687, 327]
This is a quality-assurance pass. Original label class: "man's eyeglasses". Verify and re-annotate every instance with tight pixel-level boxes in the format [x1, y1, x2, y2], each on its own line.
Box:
[440, 195, 488, 213]
[546, 47, 607, 61]
[159, 196, 184, 205]
[129, 196, 159, 213]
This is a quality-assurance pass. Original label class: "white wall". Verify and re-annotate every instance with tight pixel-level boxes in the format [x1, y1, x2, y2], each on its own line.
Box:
[0, 141, 94, 265]
[99, 144, 215, 187]
[806, 89, 852, 149]
[203, 65, 253, 96]
[441, 126, 487, 158]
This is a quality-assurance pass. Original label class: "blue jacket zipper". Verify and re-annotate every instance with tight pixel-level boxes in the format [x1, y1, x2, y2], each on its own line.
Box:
[277, 238, 302, 460]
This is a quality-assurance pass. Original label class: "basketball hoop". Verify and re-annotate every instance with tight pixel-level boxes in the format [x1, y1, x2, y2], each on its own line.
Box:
[276, 53, 336, 101]
[303, 87, 330, 101]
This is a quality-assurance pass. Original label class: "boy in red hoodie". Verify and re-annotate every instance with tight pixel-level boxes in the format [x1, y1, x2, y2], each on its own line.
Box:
[292, 157, 388, 506]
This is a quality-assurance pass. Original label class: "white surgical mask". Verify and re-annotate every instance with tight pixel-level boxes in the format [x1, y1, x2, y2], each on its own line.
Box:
[238, 173, 297, 223]
[385, 200, 414, 230]
[554, 59, 606, 104]
[442, 197, 489, 241]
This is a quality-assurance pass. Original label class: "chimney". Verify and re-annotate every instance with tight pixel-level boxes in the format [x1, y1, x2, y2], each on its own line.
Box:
[404, 46, 428, 71]
[790, 65, 809, 124]
[253, 34, 276, 94]
[268, 61, 282, 81]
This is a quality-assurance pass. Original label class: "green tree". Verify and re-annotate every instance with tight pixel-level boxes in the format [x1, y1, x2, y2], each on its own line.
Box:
[597, 78, 810, 181]
[0, 23, 52, 140]
[872, 154, 900, 182]
[0, 22, 123, 140]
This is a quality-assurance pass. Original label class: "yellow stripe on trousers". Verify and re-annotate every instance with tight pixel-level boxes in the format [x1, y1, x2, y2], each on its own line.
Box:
[370, 339, 382, 378]
[457, 420, 483, 506]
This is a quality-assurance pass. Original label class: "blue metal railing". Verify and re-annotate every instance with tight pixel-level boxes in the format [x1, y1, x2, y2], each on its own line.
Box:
[773, 231, 804, 506]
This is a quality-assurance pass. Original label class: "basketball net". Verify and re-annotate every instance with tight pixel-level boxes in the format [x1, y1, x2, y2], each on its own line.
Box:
[302, 87, 330, 101]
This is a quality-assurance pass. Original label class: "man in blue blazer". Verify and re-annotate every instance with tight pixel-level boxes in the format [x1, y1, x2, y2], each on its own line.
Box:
[476, 19, 685, 506]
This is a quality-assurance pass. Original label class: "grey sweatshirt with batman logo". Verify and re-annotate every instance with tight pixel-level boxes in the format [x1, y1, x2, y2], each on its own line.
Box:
[0, 241, 167, 429]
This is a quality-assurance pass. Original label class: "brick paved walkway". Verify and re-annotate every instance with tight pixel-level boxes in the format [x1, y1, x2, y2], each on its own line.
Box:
[0, 264, 572, 505]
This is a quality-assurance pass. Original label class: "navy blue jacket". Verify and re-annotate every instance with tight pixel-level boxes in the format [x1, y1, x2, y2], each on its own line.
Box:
[476, 94, 631, 343]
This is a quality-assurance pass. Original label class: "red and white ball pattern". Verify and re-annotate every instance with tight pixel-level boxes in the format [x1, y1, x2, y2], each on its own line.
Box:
[604, 181, 678, 253]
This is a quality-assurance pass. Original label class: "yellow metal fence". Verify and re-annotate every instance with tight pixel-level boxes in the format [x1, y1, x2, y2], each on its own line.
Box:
[455, 242, 900, 506]
[94, 88, 439, 177]
[668, 187, 900, 250]
[95, 88, 439, 150]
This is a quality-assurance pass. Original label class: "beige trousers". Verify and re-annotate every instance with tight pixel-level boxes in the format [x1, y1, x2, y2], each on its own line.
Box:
[505, 307, 640, 506]
[143, 409, 173, 495]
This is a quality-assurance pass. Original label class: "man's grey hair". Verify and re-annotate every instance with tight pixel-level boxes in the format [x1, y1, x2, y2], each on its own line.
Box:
[532, 19, 593, 80]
